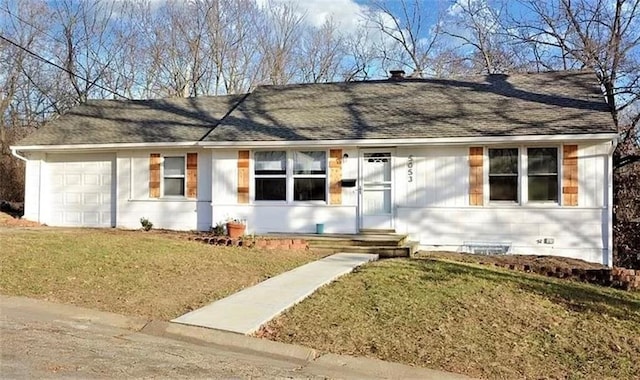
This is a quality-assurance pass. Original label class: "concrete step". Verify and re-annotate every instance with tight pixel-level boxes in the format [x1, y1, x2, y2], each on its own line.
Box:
[306, 235, 407, 247]
[311, 245, 411, 258]
[359, 229, 396, 235]
[405, 240, 420, 256]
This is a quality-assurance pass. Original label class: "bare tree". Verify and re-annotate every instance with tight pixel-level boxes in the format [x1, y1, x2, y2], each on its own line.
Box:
[442, 0, 515, 74]
[220, 1, 264, 94]
[364, 0, 443, 77]
[342, 26, 380, 81]
[296, 18, 345, 83]
[48, 0, 128, 103]
[0, 0, 52, 200]
[257, 1, 305, 86]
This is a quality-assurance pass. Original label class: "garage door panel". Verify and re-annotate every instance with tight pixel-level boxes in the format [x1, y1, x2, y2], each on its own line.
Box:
[47, 154, 114, 227]
[83, 212, 100, 225]
[83, 174, 100, 186]
[83, 193, 101, 205]
[64, 211, 82, 224]
[65, 192, 82, 205]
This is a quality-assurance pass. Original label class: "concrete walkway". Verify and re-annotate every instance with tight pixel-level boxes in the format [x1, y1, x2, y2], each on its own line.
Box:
[172, 252, 379, 335]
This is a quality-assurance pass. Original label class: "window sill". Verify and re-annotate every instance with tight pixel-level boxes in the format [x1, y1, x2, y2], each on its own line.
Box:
[251, 201, 330, 207]
[524, 201, 560, 207]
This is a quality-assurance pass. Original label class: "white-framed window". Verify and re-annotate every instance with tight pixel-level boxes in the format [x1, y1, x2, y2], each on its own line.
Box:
[163, 156, 186, 197]
[486, 146, 560, 205]
[254, 151, 287, 201]
[293, 151, 327, 201]
[253, 150, 327, 203]
[527, 147, 559, 202]
[488, 148, 519, 202]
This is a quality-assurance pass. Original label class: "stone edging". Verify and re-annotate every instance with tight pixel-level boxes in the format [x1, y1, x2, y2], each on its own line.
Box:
[479, 262, 640, 291]
[192, 236, 309, 250]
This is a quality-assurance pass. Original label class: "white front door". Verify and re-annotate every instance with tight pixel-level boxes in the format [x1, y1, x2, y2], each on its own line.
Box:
[359, 150, 394, 230]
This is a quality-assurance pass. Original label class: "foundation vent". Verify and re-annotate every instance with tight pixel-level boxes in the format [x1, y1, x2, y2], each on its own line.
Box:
[462, 241, 512, 255]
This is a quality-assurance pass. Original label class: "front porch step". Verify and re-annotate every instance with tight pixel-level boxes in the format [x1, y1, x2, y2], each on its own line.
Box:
[257, 232, 418, 258]
[359, 229, 396, 235]
[311, 244, 415, 258]
[306, 235, 408, 247]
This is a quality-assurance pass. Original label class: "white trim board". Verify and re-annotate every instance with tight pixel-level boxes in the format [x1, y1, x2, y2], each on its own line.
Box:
[11, 133, 617, 152]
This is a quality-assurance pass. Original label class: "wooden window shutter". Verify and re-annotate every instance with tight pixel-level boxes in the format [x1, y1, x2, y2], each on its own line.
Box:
[469, 147, 484, 206]
[149, 153, 161, 198]
[562, 145, 578, 206]
[237, 150, 250, 204]
[329, 149, 342, 205]
[186, 153, 198, 198]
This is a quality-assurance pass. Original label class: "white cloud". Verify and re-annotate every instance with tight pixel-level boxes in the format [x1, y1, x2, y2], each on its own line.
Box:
[259, 0, 370, 33]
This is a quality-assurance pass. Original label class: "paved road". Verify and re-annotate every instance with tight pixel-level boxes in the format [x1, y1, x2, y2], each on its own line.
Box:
[0, 296, 469, 379]
[1, 305, 323, 379]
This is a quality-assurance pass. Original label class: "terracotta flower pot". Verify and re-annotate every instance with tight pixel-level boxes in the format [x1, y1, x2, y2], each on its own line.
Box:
[226, 222, 246, 238]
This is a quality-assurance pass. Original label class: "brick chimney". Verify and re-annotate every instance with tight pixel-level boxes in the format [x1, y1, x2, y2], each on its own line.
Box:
[389, 70, 405, 80]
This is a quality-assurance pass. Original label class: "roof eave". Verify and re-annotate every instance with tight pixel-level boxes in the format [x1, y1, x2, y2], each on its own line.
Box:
[199, 133, 619, 148]
[10, 132, 618, 152]
[10, 141, 198, 152]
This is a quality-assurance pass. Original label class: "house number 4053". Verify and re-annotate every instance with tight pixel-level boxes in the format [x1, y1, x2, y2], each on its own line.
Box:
[407, 155, 414, 182]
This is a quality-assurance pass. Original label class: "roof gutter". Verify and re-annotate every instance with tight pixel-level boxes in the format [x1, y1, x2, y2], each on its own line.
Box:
[10, 147, 27, 161]
[10, 141, 198, 152]
[10, 132, 619, 152]
[198, 133, 620, 148]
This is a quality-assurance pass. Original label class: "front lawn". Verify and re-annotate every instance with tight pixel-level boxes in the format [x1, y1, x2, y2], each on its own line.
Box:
[0, 227, 324, 320]
[259, 257, 640, 380]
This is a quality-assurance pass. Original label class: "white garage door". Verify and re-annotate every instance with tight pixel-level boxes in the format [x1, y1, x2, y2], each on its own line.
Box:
[47, 154, 114, 227]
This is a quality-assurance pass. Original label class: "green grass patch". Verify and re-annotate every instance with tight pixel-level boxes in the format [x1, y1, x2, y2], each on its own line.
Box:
[261, 257, 640, 379]
[0, 228, 324, 320]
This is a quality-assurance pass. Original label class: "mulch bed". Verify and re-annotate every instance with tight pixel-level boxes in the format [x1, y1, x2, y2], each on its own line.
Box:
[420, 251, 639, 291]
[420, 251, 605, 270]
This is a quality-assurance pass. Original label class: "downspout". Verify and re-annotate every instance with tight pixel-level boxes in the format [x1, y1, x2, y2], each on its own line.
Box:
[606, 137, 618, 267]
[10, 147, 38, 223]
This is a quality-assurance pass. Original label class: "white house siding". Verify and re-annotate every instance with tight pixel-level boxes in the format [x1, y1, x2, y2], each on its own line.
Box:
[211, 204, 357, 234]
[210, 148, 358, 234]
[115, 149, 211, 231]
[396, 207, 606, 263]
[23, 153, 42, 222]
[395, 146, 469, 207]
[395, 143, 610, 264]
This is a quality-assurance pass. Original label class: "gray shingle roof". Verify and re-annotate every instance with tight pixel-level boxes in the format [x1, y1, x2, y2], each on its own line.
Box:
[17, 95, 246, 146]
[16, 70, 614, 147]
[205, 70, 614, 142]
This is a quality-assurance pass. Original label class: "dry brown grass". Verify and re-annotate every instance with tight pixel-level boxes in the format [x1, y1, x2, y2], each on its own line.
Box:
[260, 257, 640, 380]
[0, 227, 325, 320]
[0, 211, 40, 227]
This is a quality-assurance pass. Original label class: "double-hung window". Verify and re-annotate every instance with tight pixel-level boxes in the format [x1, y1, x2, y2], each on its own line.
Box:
[293, 151, 326, 201]
[486, 147, 560, 204]
[163, 156, 185, 196]
[254, 151, 287, 201]
[527, 147, 558, 202]
[253, 150, 327, 202]
[489, 148, 519, 202]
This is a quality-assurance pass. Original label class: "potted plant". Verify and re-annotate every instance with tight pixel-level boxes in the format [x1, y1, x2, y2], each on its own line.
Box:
[226, 218, 246, 238]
